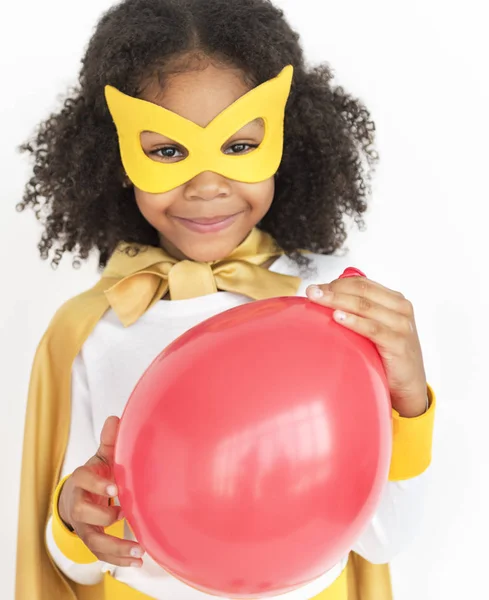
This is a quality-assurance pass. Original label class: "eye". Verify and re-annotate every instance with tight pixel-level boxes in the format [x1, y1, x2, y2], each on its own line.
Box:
[149, 145, 187, 161]
[224, 143, 259, 155]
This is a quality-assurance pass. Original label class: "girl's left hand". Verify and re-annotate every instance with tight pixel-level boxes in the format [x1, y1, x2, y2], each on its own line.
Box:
[306, 274, 428, 418]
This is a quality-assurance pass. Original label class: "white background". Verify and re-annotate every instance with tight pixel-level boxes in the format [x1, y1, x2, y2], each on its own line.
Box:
[1, 1, 488, 598]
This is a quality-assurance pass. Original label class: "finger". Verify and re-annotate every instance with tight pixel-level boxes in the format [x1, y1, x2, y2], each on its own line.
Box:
[96, 416, 120, 466]
[97, 554, 143, 568]
[311, 291, 413, 336]
[76, 525, 145, 566]
[72, 497, 122, 528]
[307, 279, 413, 317]
[337, 276, 408, 302]
[72, 466, 118, 499]
[330, 310, 408, 354]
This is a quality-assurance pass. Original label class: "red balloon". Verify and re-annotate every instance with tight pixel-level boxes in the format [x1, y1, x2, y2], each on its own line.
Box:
[114, 296, 392, 598]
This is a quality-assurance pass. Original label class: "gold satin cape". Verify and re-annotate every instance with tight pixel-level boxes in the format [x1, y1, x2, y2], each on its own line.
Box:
[15, 233, 430, 600]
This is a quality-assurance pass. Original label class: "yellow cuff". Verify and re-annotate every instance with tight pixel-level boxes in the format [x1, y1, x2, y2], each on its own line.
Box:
[51, 474, 125, 563]
[388, 383, 436, 481]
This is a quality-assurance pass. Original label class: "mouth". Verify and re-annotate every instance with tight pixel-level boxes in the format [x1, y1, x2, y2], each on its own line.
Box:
[171, 212, 244, 234]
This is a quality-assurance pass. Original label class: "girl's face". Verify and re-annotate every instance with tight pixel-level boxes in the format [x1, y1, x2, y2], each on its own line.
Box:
[132, 63, 275, 262]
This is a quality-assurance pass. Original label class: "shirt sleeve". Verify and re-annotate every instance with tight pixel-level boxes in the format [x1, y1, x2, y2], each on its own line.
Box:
[44, 350, 112, 584]
[351, 471, 429, 564]
[388, 384, 436, 481]
[351, 384, 436, 564]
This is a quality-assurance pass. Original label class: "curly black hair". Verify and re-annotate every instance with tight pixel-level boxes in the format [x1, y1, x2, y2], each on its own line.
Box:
[17, 0, 378, 269]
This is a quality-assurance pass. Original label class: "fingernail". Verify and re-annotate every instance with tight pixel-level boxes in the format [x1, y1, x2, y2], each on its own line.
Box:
[106, 484, 118, 497]
[131, 561, 143, 568]
[130, 547, 144, 558]
[308, 286, 323, 299]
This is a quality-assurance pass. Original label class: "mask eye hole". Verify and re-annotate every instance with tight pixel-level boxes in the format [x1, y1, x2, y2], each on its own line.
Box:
[221, 118, 264, 156]
[140, 131, 189, 163]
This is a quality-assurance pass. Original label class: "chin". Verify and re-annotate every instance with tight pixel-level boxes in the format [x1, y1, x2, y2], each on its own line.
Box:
[185, 247, 232, 263]
[181, 236, 244, 263]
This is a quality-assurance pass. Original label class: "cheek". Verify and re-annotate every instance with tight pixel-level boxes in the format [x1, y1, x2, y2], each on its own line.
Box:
[134, 189, 175, 225]
[240, 178, 275, 215]
[133, 177, 275, 231]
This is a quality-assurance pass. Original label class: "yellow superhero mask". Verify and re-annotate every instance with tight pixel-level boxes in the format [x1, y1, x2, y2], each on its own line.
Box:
[104, 65, 294, 194]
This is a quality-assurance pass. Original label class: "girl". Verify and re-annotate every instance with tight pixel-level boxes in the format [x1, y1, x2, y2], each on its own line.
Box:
[15, 1, 435, 599]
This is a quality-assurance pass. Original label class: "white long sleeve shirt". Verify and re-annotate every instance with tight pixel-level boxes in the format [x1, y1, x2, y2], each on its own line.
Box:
[46, 252, 429, 600]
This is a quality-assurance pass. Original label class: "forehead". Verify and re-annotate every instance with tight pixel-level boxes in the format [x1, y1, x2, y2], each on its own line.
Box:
[140, 63, 262, 129]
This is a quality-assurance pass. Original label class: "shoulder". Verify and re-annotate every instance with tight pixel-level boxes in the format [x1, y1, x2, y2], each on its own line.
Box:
[41, 279, 111, 350]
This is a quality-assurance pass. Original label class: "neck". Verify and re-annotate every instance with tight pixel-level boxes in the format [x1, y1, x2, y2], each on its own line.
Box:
[260, 256, 279, 270]
[158, 234, 188, 262]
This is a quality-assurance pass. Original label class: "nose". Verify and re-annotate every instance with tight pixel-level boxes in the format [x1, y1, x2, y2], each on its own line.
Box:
[183, 170, 232, 201]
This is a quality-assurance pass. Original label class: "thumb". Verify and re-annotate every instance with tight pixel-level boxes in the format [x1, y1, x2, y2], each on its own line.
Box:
[95, 415, 120, 467]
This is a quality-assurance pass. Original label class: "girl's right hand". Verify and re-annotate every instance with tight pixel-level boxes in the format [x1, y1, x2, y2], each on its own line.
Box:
[57, 415, 145, 567]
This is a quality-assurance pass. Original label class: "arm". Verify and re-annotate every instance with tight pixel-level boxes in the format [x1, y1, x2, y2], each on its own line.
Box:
[351, 384, 436, 564]
[351, 473, 429, 564]
[44, 351, 119, 584]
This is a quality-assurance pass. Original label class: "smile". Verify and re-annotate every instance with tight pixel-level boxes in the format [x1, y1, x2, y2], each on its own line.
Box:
[172, 212, 244, 234]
